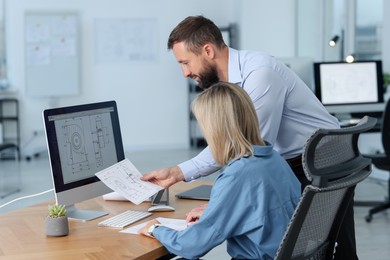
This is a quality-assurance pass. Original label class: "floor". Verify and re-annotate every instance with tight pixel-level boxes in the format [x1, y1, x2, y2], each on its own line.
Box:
[1, 148, 389, 259]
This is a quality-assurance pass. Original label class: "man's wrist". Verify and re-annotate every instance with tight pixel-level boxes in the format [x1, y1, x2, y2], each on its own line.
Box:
[171, 166, 185, 182]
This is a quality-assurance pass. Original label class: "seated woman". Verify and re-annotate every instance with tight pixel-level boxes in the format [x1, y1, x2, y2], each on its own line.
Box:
[139, 82, 301, 259]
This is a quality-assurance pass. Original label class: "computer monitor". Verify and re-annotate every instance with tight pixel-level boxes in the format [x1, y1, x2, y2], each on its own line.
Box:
[314, 60, 384, 117]
[43, 100, 125, 221]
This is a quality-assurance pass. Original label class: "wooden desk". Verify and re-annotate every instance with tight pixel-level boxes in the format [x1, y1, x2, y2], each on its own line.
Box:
[0, 181, 211, 260]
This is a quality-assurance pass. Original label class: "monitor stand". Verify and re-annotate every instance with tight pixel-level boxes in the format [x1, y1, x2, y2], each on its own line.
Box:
[148, 189, 175, 212]
[151, 189, 170, 206]
[66, 205, 108, 221]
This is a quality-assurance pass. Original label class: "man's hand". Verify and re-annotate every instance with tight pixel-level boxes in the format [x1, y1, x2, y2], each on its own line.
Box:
[185, 203, 208, 225]
[141, 166, 185, 188]
[138, 219, 161, 237]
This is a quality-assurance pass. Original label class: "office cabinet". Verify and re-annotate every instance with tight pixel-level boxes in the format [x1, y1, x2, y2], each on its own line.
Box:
[0, 98, 20, 198]
[0, 98, 19, 159]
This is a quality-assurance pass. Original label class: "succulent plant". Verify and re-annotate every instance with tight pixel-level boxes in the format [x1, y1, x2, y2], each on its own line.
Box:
[384, 73, 390, 91]
[48, 204, 67, 218]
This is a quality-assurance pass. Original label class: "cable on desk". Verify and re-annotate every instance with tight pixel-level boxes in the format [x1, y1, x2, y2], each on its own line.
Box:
[0, 188, 54, 209]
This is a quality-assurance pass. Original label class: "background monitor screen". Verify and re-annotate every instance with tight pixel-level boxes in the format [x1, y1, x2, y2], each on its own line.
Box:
[314, 60, 384, 115]
[43, 100, 125, 220]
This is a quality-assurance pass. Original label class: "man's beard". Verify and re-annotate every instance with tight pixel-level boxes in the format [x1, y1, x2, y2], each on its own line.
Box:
[197, 61, 219, 90]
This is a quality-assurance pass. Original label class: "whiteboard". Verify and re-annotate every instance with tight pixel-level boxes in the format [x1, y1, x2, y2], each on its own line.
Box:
[25, 12, 80, 97]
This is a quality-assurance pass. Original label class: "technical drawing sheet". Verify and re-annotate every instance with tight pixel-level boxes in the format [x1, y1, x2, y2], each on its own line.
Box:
[95, 158, 163, 205]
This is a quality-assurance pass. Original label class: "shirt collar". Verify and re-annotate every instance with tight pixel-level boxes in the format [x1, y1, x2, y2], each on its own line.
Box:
[228, 48, 242, 86]
[227, 144, 274, 166]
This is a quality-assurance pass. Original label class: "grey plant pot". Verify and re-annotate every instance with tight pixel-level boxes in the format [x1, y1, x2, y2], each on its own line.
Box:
[45, 216, 69, 237]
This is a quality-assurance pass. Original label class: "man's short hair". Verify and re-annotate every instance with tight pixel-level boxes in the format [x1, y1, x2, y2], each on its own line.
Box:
[167, 16, 226, 54]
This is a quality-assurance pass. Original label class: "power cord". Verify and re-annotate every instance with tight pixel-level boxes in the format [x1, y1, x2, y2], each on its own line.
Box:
[0, 188, 54, 209]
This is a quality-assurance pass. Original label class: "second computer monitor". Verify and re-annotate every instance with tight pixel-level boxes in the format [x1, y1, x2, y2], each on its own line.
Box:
[314, 60, 384, 116]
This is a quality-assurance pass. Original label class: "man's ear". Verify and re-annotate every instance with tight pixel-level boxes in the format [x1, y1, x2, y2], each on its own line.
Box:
[203, 44, 215, 59]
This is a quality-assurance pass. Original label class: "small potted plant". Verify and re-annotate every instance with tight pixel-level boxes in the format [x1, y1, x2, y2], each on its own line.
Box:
[45, 204, 69, 237]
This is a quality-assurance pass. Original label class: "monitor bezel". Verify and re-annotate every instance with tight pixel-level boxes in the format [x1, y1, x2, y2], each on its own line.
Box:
[43, 100, 125, 195]
[313, 60, 384, 107]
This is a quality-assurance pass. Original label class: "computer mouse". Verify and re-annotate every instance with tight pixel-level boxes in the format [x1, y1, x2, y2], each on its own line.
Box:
[148, 205, 176, 212]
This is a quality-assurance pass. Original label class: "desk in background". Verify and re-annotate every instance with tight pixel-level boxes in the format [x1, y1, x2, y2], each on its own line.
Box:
[0, 181, 211, 259]
[336, 111, 383, 132]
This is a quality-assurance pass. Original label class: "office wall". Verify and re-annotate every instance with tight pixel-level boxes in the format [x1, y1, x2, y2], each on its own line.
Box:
[383, 1, 390, 73]
[4, 0, 297, 156]
[240, 0, 296, 56]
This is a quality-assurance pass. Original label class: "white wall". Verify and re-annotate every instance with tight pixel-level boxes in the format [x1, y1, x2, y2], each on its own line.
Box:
[296, 0, 325, 61]
[4, 0, 235, 155]
[5, 0, 388, 157]
[382, 0, 390, 73]
[4, 0, 297, 156]
[240, 0, 296, 56]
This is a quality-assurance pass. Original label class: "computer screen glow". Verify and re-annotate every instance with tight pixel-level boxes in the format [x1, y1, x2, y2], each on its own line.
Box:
[314, 60, 384, 115]
[43, 101, 125, 221]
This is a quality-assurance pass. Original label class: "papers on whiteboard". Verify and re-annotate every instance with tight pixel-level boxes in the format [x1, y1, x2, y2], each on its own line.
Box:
[120, 217, 187, 235]
[95, 158, 163, 205]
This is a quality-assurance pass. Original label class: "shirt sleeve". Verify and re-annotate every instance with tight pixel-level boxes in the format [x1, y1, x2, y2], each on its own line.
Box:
[153, 174, 237, 259]
[177, 146, 221, 181]
[153, 219, 224, 259]
[242, 68, 287, 146]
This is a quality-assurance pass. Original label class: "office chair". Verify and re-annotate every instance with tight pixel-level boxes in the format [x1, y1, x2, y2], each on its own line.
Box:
[274, 116, 376, 260]
[358, 100, 390, 222]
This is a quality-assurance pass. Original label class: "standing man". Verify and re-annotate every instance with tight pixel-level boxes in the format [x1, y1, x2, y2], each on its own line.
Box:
[142, 16, 356, 259]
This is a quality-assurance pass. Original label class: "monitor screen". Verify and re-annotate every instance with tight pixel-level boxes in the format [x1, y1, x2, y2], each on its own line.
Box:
[314, 60, 384, 115]
[43, 100, 125, 220]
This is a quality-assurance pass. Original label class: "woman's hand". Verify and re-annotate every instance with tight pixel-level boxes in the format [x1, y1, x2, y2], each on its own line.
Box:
[138, 219, 161, 238]
[185, 203, 208, 225]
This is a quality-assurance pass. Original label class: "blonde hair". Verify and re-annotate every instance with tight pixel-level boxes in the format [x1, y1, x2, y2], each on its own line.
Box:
[192, 82, 265, 165]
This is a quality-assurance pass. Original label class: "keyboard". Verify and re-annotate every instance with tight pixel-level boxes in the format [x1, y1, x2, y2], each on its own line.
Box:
[97, 210, 152, 228]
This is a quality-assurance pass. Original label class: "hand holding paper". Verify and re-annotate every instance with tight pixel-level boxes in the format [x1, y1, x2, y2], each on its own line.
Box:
[95, 158, 163, 205]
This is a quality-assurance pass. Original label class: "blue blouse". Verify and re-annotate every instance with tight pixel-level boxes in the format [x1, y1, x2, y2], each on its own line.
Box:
[154, 145, 301, 259]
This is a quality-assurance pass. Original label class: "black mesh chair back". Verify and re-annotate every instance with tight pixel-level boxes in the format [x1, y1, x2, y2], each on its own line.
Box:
[274, 116, 377, 259]
[381, 100, 390, 160]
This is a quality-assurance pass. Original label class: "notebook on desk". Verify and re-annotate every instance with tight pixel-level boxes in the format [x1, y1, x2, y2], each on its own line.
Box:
[175, 184, 212, 201]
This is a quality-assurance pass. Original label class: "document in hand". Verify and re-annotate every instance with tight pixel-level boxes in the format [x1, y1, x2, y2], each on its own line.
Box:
[95, 158, 163, 205]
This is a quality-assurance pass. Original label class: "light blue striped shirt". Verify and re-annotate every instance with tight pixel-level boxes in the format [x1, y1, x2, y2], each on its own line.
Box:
[154, 145, 301, 259]
[179, 48, 339, 181]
